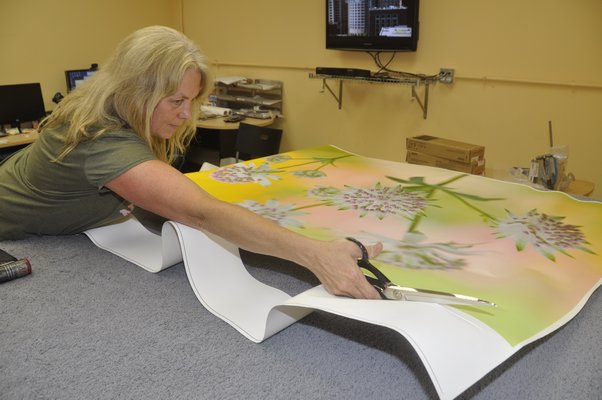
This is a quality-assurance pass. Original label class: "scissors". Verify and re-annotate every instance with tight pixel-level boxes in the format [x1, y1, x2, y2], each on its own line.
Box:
[347, 237, 496, 307]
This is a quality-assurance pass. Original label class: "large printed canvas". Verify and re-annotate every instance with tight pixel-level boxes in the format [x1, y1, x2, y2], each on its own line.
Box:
[187, 145, 601, 348]
[85, 145, 601, 399]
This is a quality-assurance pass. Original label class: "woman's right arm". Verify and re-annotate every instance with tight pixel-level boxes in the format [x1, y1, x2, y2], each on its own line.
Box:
[105, 159, 382, 299]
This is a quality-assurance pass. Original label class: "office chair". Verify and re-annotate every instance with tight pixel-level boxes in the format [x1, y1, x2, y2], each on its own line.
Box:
[235, 122, 283, 162]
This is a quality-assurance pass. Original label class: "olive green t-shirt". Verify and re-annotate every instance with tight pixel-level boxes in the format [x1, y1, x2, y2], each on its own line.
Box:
[0, 128, 157, 240]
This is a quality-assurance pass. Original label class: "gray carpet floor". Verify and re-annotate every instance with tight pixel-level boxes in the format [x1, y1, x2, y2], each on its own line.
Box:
[1, 233, 600, 400]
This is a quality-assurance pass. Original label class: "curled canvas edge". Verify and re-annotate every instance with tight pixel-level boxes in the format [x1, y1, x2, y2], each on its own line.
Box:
[165, 221, 312, 343]
[280, 282, 601, 400]
[84, 216, 181, 273]
[282, 286, 514, 400]
[84, 217, 312, 341]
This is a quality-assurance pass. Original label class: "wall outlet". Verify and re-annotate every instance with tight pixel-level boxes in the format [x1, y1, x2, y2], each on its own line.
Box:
[439, 68, 455, 84]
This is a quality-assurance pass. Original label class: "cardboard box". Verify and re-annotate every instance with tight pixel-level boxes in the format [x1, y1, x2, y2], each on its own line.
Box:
[406, 135, 485, 164]
[406, 150, 485, 175]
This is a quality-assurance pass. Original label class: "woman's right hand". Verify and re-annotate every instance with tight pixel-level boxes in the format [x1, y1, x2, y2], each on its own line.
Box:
[301, 238, 383, 300]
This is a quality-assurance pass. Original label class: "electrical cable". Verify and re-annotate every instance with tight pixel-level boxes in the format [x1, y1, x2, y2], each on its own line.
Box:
[367, 51, 441, 82]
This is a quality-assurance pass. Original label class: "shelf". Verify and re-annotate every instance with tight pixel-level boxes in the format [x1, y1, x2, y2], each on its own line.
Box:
[309, 73, 433, 119]
[212, 78, 283, 117]
[213, 94, 282, 107]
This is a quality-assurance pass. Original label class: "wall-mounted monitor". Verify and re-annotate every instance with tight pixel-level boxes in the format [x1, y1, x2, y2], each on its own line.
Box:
[326, 0, 419, 52]
[0, 83, 46, 128]
[65, 63, 98, 92]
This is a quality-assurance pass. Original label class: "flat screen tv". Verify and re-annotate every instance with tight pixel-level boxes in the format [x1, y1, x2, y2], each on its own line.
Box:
[65, 63, 98, 92]
[326, 0, 419, 52]
[0, 83, 46, 128]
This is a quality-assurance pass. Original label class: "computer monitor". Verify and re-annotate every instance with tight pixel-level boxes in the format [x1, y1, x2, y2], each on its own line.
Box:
[0, 83, 46, 129]
[65, 63, 98, 92]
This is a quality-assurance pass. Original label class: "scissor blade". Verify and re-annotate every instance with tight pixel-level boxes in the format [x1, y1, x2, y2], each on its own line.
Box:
[383, 285, 496, 307]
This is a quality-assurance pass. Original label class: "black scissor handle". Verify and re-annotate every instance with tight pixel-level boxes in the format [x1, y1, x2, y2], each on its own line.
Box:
[346, 237, 391, 287]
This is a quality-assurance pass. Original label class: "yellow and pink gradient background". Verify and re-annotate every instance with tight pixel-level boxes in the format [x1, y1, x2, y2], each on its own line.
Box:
[188, 146, 602, 346]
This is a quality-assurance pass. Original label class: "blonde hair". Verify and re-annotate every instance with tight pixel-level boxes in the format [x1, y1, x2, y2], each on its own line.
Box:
[40, 25, 209, 163]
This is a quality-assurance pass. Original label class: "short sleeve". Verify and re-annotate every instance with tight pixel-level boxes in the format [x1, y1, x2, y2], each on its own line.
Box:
[83, 130, 157, 188]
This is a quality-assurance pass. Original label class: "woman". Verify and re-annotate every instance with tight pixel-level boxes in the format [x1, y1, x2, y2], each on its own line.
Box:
[0, 26, 381, 299]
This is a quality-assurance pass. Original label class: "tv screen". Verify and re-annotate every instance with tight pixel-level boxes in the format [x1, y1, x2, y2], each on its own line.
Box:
[326, 0, 419, 52]
[65, 64, 97, 92]
[0, 83, 46, 127]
